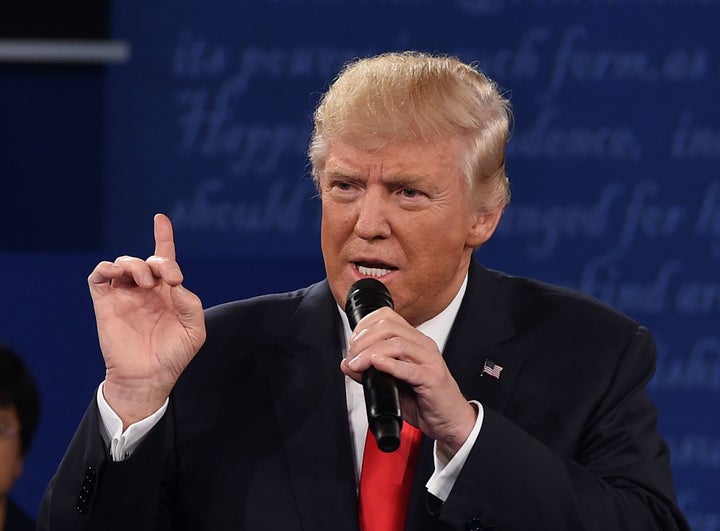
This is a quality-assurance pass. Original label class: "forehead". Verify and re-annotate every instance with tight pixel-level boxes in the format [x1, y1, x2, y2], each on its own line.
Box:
[0, 405, 19, 425]
[322, 138, 466, 182]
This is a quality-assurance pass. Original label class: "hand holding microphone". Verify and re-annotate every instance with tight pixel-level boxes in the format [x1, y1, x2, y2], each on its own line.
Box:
[345, 278, 402, 453]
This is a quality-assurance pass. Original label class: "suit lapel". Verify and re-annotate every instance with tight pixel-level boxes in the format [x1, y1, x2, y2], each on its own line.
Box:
[408, 261, 528, 528]
[442, 261, 524, 412]
[262, 280, 359, 531]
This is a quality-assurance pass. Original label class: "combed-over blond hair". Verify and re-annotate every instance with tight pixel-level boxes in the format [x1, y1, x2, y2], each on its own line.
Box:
[308, 51, 512, 211]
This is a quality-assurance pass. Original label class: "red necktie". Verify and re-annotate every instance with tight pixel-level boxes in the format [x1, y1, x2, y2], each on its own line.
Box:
[358, 422, 423, 531]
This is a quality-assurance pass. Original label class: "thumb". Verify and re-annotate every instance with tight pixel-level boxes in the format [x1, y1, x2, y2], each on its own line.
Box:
[170, 284, 205, 327]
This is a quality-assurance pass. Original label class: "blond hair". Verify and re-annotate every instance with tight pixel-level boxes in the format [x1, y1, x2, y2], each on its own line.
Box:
[308, 51, 512, 210]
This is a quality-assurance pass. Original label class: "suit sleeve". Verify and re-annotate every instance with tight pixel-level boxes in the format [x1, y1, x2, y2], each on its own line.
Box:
[38, 398, 176, 531]
[436, 327, 690, 531]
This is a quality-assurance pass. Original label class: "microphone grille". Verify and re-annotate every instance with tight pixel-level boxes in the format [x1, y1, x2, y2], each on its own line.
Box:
[345, 278, 394, 330]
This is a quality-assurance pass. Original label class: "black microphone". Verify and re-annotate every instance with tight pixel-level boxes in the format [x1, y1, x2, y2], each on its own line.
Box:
[345, 278, 402, 453]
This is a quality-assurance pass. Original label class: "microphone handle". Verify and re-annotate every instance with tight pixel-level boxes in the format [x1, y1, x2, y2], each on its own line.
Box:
[363, 367, 402, 452]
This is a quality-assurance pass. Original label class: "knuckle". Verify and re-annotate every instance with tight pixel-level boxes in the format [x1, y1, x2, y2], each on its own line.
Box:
[114, 255, 138, 266]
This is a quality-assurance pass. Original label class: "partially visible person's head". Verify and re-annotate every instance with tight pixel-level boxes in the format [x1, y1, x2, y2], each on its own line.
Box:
[0, 345, 41, 499]
[309, 51, 512, 212]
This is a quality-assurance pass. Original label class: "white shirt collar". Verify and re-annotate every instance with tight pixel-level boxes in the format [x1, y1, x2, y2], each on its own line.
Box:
[416, 273, 468, 352]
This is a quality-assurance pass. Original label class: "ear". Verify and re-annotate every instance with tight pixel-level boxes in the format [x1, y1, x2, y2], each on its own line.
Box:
[466, 207, 503, 248]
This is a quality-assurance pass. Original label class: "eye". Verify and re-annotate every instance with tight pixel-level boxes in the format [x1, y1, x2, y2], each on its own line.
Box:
[324, 179, 360, 201]
[325, 180, 354, 193]
[400, 188, 420, 198]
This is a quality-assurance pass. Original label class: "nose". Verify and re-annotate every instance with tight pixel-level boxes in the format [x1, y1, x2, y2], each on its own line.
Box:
[354, 192, 391, 240]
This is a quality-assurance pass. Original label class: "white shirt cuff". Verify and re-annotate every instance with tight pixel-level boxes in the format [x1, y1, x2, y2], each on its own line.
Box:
[425, 401, 484, 502]
[96, 381, 169, 461]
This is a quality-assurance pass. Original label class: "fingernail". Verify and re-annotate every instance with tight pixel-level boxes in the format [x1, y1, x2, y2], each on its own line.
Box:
[351, 328, 367, 342]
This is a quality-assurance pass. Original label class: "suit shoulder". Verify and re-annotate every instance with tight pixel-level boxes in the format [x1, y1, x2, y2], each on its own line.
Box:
[177, 280, 331, 387]
[477, 268, 657, 390]
[204, 283, 316, 328]
[487, 268, 642, 334]
[197, 278, 334, 353]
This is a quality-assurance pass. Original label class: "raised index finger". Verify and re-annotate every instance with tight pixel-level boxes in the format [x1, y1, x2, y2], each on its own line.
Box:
[153, 213, 176, 260]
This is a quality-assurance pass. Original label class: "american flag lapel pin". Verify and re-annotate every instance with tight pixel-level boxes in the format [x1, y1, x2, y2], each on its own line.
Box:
[482, 359, 503, 379]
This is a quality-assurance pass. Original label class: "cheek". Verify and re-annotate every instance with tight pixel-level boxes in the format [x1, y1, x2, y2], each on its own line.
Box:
[0, 448, 22, 494]
[400, 225, 471, 291]
[403, 221, 469, 262]
[321, 206, 353, 255]
[321, 208, 350, 305]
[319, 202, 336, 238]
[320, 222, 339, 266]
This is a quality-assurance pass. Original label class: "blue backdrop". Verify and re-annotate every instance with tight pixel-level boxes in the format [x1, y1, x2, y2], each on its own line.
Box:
[1, 0, 718, 527]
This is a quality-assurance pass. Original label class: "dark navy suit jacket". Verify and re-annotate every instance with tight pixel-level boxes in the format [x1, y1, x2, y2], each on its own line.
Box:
[39, 260, 689, 530]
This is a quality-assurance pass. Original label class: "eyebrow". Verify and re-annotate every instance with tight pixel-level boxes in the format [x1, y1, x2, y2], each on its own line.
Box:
[322, 167, 437, 187]
[322, 169, 358, 181]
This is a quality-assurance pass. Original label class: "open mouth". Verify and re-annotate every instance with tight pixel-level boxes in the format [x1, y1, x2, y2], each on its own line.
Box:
[354, 261, 397, 278]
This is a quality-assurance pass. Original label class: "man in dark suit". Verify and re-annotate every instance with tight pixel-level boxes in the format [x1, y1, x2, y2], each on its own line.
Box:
[40, 51, 689, 530]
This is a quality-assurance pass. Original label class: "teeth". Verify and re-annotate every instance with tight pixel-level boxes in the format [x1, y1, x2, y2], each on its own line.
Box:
[358, 265, 391, 277]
